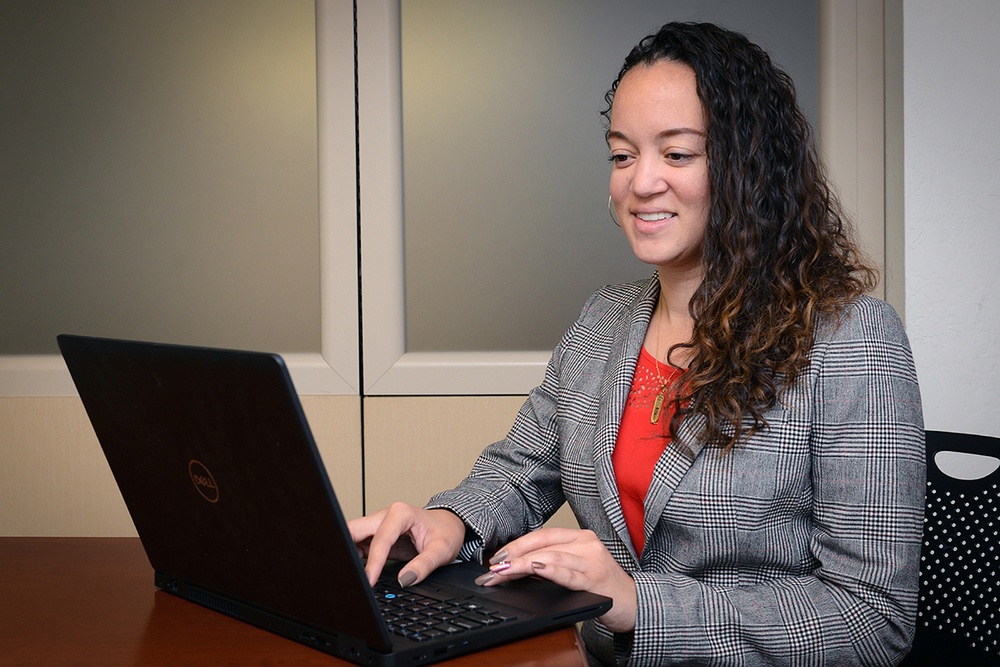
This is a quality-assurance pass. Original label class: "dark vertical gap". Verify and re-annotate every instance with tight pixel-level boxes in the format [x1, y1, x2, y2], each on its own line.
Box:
[352, 0, 367, 515]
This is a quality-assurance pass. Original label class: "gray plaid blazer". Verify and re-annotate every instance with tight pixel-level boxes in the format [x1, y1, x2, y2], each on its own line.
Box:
[428, 275, 925, 666]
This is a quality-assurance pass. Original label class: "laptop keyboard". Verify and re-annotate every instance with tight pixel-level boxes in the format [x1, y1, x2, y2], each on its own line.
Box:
[374, 581, 517, 642]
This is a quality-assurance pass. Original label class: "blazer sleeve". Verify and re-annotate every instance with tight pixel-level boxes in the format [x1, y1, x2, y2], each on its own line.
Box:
[615, 297, 925, 666]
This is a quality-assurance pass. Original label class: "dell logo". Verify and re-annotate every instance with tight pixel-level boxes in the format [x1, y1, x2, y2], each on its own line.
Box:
[188, 460, 220, 503]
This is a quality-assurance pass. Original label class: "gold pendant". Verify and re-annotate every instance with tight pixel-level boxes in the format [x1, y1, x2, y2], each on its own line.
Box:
[650, 391, 665, 424]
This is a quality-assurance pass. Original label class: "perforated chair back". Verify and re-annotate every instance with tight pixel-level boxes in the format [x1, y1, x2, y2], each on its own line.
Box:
[901, 430, 999, 665]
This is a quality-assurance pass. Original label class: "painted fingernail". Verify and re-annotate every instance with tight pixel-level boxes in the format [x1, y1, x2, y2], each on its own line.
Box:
[474, 572, 495, 586]
[530, 561, 546, 570]
[397, 571, 417, 588]
[488, 549, 508, 565]
[489, 561, 511, 574]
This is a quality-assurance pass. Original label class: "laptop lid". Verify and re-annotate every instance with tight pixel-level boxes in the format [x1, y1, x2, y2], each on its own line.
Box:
[57, 335, 611, 666]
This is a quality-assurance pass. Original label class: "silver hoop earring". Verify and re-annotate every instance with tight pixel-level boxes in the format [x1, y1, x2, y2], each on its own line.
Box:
[608, 195, 620, 228]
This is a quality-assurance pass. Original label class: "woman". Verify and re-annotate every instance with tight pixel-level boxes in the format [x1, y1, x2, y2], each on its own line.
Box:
[350, 22, 924, 666]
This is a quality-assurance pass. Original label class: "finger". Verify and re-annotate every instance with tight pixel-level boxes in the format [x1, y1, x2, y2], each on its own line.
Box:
[347, 511, 385, 546]
[348, 510, 398, 583]
[475, 558, 536, 586]
[478, 546, 573, 582]
[362, 507, 417, 587]
[396, 544, 458, 588]
[393, 509, 467, 587]
[347, 513, 381, 569]
[481, 538, 604, 588]
[524, 552, 591, 589]
[529, 560, 594, 595]
[488, 527, 587, 564]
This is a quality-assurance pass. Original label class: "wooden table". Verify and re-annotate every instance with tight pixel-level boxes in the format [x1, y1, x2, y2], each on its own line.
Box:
[0, 538, 590, 666]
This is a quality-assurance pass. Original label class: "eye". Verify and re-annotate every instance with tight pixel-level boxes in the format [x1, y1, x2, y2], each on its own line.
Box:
[608, 153, 634, 168]
[664, 151, 699, 165]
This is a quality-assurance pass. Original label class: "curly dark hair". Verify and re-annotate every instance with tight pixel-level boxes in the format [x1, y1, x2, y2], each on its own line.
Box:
[603, 22, 878, 451]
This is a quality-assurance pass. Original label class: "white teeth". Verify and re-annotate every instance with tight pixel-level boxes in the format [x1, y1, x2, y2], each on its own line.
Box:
[636, 212, 673, 222]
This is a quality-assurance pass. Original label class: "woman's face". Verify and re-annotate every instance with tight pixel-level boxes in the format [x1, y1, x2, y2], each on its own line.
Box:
[608, 59, 710, 278]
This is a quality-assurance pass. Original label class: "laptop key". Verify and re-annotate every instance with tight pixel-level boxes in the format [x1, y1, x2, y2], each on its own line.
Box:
[461, 611, 498, 625]
[451, 618, 481, 631]
[490, 612, 518, 622]
[433, 623, 466, 635]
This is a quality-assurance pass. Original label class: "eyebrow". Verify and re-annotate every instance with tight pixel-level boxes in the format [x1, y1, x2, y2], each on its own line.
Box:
[607, 127, 707, 142]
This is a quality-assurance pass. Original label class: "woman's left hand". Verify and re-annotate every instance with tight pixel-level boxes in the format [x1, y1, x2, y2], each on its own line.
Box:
[476, 528, 637, 633]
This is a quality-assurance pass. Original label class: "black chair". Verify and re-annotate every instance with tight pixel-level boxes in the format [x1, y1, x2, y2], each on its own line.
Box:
[900, 430, 1000, 665]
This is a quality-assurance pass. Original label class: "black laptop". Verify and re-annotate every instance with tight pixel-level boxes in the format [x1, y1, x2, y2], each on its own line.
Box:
[57, 334, 611, 666]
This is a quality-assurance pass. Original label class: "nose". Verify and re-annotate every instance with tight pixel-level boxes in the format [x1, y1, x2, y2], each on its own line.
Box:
[630, 155, 669, 198]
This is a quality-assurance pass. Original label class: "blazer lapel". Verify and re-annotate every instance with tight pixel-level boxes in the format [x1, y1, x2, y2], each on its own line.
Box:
[641, 412, 707, 554]
[591, 275, 659, 563]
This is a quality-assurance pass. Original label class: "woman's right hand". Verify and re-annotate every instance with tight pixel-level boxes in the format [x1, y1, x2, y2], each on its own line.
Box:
[348, 502, 467, 588]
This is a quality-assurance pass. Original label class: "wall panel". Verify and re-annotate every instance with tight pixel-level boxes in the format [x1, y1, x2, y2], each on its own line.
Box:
[363, 396, 578, 529]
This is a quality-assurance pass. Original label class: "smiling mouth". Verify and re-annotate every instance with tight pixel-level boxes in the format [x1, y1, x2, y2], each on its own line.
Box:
[635, 211, 675, 222]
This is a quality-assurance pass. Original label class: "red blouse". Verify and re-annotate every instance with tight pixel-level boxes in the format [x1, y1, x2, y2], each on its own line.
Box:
[612, 346, 683, 555]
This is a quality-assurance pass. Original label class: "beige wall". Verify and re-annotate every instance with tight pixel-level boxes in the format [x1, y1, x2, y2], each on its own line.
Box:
[1, 397, 131, 536]
[364, 396, 579, 529]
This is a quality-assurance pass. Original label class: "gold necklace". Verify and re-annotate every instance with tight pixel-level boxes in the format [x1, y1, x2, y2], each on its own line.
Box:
[650, 297, 669, 424]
